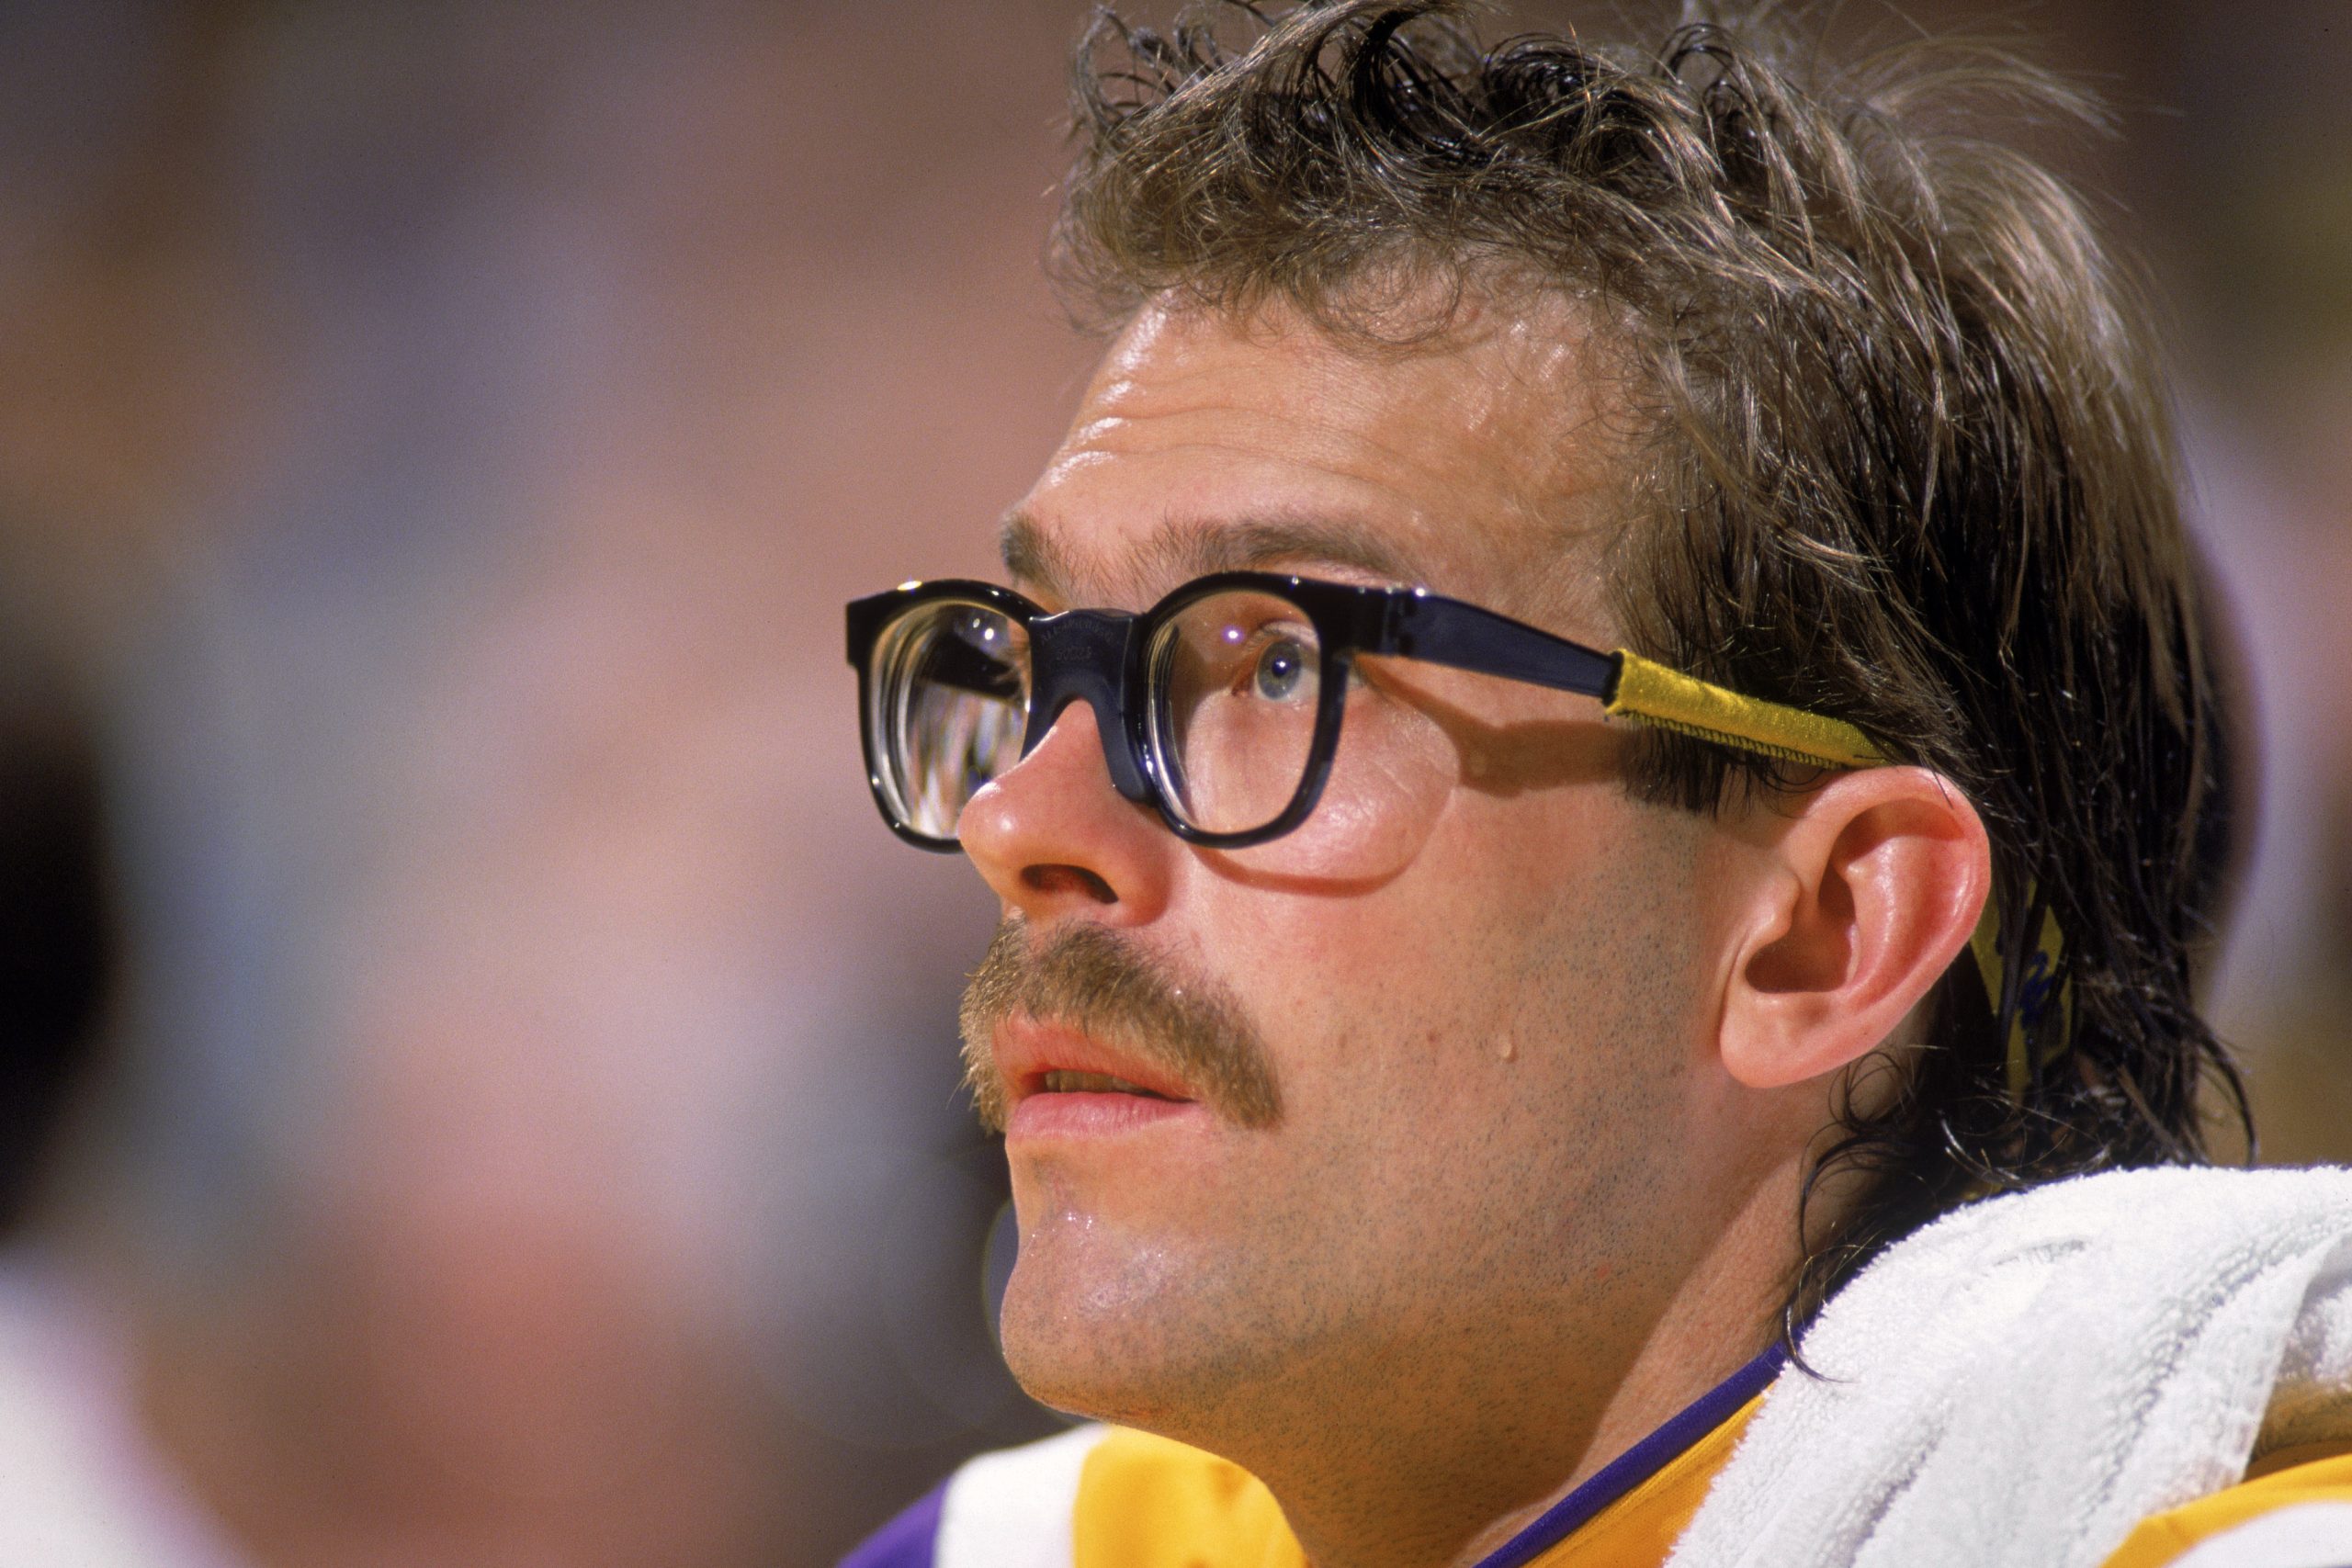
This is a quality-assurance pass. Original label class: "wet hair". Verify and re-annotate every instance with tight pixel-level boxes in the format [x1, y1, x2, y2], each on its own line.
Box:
[1048, 0, 2249, 1329]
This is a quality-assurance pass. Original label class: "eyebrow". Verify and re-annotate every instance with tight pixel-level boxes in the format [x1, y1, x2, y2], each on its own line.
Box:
[998, 512, 1423, 602]
[999, 511, 1073, 595]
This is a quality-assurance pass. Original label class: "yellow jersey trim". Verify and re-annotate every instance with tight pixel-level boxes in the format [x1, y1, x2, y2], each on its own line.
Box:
[1062, 1416, 2352, 1568]
[2098, 1443, 2352, 1568]
[1074, 1427, 1302, 1568]
[1067, 1396, 1770, 1568]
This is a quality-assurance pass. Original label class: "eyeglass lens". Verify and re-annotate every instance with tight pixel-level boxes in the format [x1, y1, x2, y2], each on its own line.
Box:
[1147, 588, 1323, 835]
[870, 599, 1031, 839]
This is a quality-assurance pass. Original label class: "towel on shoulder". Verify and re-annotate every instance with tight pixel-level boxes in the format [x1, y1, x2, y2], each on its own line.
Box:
[1668, 1164, 2352, 1568]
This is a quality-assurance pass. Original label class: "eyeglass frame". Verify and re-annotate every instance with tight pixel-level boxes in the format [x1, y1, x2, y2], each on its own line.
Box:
[846, 570, 1887, 853]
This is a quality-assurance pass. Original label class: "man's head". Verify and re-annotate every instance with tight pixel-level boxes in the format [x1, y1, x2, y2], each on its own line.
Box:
[901, 0, 2240, 1483]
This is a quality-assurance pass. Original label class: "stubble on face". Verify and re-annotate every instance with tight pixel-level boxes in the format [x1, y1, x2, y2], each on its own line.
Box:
[958, 919, 1282, 1131]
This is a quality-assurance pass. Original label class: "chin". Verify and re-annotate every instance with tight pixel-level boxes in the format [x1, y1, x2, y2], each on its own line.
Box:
[993, 1230, 1235, 1432]
[1001, 1332, 1163, 1428]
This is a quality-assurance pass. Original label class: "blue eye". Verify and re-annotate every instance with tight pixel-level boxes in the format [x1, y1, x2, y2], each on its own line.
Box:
[1253, 637, 1310, 701]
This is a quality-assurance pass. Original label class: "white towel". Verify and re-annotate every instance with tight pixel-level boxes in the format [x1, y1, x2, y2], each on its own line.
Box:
[1667, 1165, 2352, 1568]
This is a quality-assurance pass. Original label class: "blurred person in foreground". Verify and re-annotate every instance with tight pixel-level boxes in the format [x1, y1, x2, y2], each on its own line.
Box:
[840, 5, 2352, 1567]
[0, 603, 245, 1568]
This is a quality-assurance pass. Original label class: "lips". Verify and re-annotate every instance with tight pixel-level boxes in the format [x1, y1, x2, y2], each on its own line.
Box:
[1038, 1069, 1175, 1097]
[994, 1016, 1204, 1141]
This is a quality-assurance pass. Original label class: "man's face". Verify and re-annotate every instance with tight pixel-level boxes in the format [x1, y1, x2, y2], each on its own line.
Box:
[959, 294, 1748, 1450]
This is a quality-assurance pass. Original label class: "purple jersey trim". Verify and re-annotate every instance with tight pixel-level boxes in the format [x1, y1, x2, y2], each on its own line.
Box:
[833, 1346, 1781, 1568]
[1470, 1343, 1786, 1568]
[838, 1479, 947, 1568]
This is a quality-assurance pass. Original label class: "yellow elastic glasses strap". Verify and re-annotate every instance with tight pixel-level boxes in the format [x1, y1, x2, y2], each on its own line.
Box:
[1603, 649, 1884, 770]
[1604, 649, 2066, 1094]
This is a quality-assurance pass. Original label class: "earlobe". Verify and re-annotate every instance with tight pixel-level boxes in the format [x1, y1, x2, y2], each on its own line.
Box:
[1716, 768, 1991, 1091]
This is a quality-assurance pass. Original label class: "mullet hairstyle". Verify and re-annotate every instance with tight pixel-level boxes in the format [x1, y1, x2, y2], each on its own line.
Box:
[1048, 0, 2250, 1336]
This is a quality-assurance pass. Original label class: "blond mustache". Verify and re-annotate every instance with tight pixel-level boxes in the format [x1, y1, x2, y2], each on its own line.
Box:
[958, 920, 1281, 1133]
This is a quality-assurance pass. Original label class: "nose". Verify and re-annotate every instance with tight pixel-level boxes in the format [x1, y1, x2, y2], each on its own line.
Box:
[958, 700, 1176, 925]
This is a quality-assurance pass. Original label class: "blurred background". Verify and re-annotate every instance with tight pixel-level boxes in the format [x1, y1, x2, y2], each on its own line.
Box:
[0, 1, 2343, 1563]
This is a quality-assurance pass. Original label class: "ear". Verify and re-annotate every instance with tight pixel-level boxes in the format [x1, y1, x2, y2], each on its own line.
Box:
[1715, 767, 1990, 1090]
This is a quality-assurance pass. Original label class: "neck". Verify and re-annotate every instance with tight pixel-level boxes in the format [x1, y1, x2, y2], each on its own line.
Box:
[1208, 1158, 1806, 1568]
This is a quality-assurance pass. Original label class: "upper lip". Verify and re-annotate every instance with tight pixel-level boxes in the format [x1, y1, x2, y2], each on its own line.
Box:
[993, 1015, 1198, 1108]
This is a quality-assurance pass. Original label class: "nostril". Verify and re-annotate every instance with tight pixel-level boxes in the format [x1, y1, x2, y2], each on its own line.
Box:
[1022, 863, 1117, 903]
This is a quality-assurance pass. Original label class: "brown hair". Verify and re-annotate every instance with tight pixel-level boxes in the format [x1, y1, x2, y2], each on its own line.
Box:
[1048, 0, 2250, 1330]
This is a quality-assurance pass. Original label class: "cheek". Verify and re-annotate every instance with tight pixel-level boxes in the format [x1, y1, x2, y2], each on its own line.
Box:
[1232, 781, 1703, 1117]
[1207, 684, 1458, 885]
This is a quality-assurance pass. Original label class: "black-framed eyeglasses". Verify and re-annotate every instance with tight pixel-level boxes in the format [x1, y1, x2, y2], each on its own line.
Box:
[844, 570, 1883, 852]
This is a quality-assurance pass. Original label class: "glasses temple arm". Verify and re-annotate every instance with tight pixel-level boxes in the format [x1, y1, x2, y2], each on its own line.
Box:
[1380, 593, 1618, 698]
[1382, 594, 1881, 771]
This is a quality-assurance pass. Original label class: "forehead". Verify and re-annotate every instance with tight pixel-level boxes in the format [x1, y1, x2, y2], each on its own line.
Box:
[1004, 290, 1625, 622]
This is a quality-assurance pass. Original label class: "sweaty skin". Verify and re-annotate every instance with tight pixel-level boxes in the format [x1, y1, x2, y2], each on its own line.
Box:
[957, 295, 1899, 1568]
